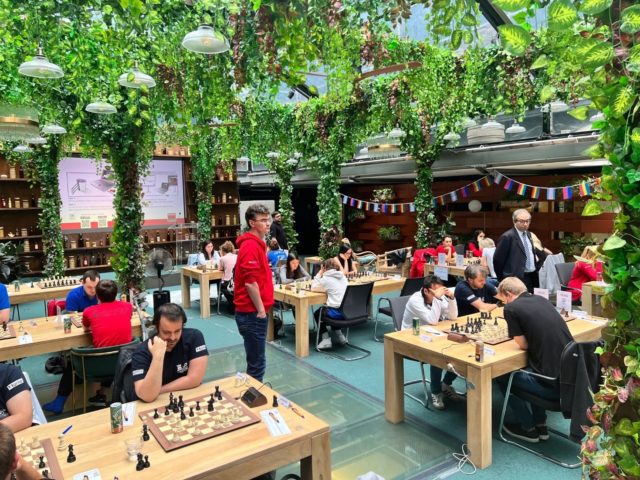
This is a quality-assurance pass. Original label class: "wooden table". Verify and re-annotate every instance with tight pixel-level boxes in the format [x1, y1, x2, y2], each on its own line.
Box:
[0, 315, 142, 362]
[582, 281, 608, 317]
[16, 376, 331, 480]
[268, 277, 406, 358]
[7, 282, 79, 306]
[180, 266, 224, 318]
[384, 313, 607, 469]
[424, 263, 466, 278]
[304, 256, 323, 275]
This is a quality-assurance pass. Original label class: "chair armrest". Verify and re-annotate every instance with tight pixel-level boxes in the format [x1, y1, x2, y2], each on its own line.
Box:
[511, 369, 558, 383]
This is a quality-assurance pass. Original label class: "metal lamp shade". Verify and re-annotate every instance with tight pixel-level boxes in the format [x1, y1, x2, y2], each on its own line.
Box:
[182, 26, 229, 54]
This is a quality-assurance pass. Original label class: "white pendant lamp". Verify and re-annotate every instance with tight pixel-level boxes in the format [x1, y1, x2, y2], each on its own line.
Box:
[443, 132, 460, 141]
[388, 127, 406, 139]
[482, 119, 504, 129]
[42, 124, 67, 135]
[27, 136, 47, 145]
[118, 63, 156, 89]
[182, 25, 229, 54]
[505, 123, 526, 134]
[540, 101, 569, 113]
[18, 43, 64, 79]
[462, 118, 477, 128]
[86, 101, 117, 115]
[13, 144, 32, 153]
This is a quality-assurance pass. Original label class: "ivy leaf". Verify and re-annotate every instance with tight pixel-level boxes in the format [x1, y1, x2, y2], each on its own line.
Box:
[578, 0, 613, 15]
[530, 54, 549, 69]
[620, 5, 640, 34]
[631, 128, 640, 147]
[582, 199, 603, 216]
[576, 38, 614, 69]
[461, 13, 478, 26]
[451, 30, 462, 49]
[540, 85, 556, 103]
[548, 0, 578, 31]
[568, 105, 589, 120]
[603, 234, 626, 251]
[491, 0, 530, 11]
[498, 25, 531, 56]
[611, 85, 635, 118]
[628, 45, 640, 73]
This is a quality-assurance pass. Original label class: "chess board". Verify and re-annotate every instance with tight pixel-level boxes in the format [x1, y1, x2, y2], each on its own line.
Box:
[37, 276, 80, 289]
[0, 324, 16, 341]
[139, 391, 261, 452]
[445, 315, 511, 345]
[349, 274, 389, 284]
[17, 437, 64, 480]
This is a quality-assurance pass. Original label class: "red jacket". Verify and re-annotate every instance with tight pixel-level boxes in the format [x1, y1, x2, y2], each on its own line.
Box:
[466, 241, 482, 257]
[233, 232, 274, 313]
[568, 261, 602, 302]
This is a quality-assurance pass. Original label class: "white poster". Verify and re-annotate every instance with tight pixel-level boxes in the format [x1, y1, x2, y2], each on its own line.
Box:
[533, 288, 549, 299]
[556, 291, 572, 313]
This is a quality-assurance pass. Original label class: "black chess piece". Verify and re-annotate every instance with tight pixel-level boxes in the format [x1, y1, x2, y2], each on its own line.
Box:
[67, 444, 76, 463]
[143, 455, 150, 469]
[153, 408, 159, 419]
[214, 385, 221, 400]
[42, 470, 49, 478]
[210, 393, 214, 402]
[142, 423, 150, 441]
[207, 399, 214, 412]
[2, 323, 6, 332]
[195, 400, 201, 411]
[38, 456, 45, 468]
[169, 392, 174, 404]
[180, 407, 186, 421]
[178, 395, 184, 408]
[172, 400, 179, 414]
[136, 453, 145, 471]
[494, 318, 499, 326]
[164, 407, 170, 416]
[464, 324, 469, 334]
[189, 406, 194, 417]
[272, 395, 278, 408]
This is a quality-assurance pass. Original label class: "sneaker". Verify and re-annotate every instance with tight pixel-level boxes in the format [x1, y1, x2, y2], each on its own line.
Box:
[431, 393, 445, 410]
[335, 330, 348, 345]
[503, 423, 539, 443]
[88, 393, 107, 407]
[442, 383, 465, 401]
[317, 334, 333, 350]
[536, 424, 549, 441]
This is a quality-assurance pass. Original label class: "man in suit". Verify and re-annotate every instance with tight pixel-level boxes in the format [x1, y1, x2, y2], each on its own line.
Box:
[493, 209, 541, 293]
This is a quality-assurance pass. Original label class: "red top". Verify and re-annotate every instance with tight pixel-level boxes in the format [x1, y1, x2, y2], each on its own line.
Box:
[567, 261, 603, 302]
[234, 232, 274, 313]
[82, 301, 133, 347]
[436, 245, 454, 258]
[466, 241, 482, 258]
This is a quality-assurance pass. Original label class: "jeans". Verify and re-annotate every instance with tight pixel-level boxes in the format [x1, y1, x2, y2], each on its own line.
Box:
[430, 366, 457, 394]
[498, 368, 559, 429]
[235, 311, 268, 382]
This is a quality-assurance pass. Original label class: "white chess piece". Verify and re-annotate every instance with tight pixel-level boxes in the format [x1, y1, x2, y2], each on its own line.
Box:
[57, 434, 67, 452]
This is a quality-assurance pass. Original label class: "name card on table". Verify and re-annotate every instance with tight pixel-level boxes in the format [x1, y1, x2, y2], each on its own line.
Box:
[533, 288, 549, 299]
[437, 253, 447, 266]
[18, 333, 33, 345]
[433, 266, 449, 282]
[455, 255, 465, 267]
[556, 290, 572, 313]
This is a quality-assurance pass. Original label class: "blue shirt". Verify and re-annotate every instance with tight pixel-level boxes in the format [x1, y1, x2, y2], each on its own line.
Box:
[65, 285, 98, 312]
[0, 284, 8, 310]
[267, 250, 287, 268]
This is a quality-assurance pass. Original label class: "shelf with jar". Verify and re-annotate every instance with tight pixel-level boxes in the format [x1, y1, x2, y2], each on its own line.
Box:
[0, 196, 42, 210]
[65, 252, 112, 270]
[0, 235, 42, 242]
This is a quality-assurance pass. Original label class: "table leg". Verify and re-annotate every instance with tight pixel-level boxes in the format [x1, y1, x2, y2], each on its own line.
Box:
[301, 430, 331, 480]
[181, 273, 191, 309]
[296, 298, 310, 358]
[582, 284, 593, 315]
[267, 307, 275, 342]
[384, 337, 404, 423]
[200, 278, 210, 318]
[466, 366, 492, 469]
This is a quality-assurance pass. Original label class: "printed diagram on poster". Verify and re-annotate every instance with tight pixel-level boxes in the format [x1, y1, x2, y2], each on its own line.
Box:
[59, 157, 185, 230]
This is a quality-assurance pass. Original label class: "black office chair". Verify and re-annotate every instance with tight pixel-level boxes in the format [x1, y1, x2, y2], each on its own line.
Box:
[386, 295, 431, 408]
[315, 282, 374, 361]
[454, 244, 466, 255]
[373, 277, 424, 341]
[554, 262, 581, 303]
[498, 340, 602, 468]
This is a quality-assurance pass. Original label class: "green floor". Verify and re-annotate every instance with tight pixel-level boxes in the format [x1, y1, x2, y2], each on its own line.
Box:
[12, 275, 585, 480]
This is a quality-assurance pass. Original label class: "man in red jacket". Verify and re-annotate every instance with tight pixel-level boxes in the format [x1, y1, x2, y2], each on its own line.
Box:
[234, 204, 274, 382]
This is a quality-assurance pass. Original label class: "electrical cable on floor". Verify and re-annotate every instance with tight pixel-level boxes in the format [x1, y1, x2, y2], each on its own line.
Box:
[452, 443, 476, 475]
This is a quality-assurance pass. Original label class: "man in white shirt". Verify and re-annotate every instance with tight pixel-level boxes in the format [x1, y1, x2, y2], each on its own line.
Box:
[401, 275, 461, 410]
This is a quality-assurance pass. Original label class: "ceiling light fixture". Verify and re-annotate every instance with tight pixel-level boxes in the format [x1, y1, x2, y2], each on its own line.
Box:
[481, 119, 504, 130]
[85, 101, 117, 115]
[505, 123, 526, 134]
[18, 42, 64, 79]
[118, 62, 156, 89]
[540, 101, 569, 113]
[182, 25, 229, 54]
[443, 132, 460, 141]
[0, 104, 39, 141]
[27, 136, 47, 145]
[13, 144, 32, 153]
[42, 124, 67, 135]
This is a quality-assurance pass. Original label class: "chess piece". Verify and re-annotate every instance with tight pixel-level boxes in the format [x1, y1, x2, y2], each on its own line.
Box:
[169, 392, 174, 404]
[31, 436, 39, 449]
[164, 407, 170, 416]
[214, 385, 221, 400]
[178, 395, 184, 408]
[272, 395, 278, 408]
[153, 408, 159, 419]
[42, 470, 49, 478]
[207, 399, 214, 412]
[57, 434, 67, 452]
[142, 423, 150, 441]
[18, 321, 24, 332]
[180, 407, 186, 421]
[136, 453, 145, 471]
[195, 400, 201, 411]
[189, 406, 194, 417]
[143, 455, 150, 469]
[210, 393, 214, 402]
[18, 439, 27, 456]
[67, 444, 76, 463]
[38, 456, 46, 468]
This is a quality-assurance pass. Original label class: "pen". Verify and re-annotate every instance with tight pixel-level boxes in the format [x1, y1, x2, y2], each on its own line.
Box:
[291, 407, 305, 419]
[62, 425, 72, 435]
[268, 411, 280, 424]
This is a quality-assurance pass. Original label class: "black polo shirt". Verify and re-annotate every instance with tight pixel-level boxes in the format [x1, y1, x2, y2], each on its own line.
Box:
[454, 280, 498, 317]
[0, 364, 30, 420]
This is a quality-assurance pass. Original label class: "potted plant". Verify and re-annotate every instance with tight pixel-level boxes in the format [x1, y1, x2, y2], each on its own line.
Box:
[0, 242, 27, 283]
[372, 187, 396, 203]
[347, 210, 366, 222]
[350, 239, 364, 253]
[378, 226, 401, 242]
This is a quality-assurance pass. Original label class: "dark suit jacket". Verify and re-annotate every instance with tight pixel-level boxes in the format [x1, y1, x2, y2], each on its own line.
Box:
[269, 221, 288, 250]
[493, 227, 540, 281]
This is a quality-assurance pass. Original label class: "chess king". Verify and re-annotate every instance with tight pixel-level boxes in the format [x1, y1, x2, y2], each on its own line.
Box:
[132, 303, 209, 402]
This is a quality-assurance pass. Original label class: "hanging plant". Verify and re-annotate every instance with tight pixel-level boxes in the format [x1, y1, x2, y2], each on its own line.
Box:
[371, 187, 395, 203]
[378, 225, 401, 241]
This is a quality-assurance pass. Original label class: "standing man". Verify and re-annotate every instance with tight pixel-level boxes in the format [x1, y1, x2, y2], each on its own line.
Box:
[496, 277, 573, 443]
[235, 204, 274, 382]
[0, 283, 8, 325]
[454, 264, 499, 317]
[65, 270, 100, 312]
[493, 209, 541, 292]
[269, 211, 288, 251]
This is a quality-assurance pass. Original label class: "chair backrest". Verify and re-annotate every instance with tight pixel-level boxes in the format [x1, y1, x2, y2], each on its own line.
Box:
[339, 282, 374, 320]
[454, 244, 466, 255]
[47, 299, 66, 317]
[559, 340, 603, 422]
[554, 262, 576, 287]
[390, 295, 412, 331]
[71, 339, 140, 381]
[400, 277, 423, 296]
[310, 263, 321, 277]
[112, 341, 142, 403]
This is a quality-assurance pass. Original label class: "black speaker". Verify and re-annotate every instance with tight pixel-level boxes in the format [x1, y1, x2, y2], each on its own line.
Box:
[153, 290, 171, 311]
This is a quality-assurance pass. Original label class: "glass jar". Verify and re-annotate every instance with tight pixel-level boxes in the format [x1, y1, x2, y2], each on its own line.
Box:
[21, 199, 29, 208]
[0, 227, 4, 238]
[14, 197, 20, 208]
[8, 166, 16, 179]
[225, 214, 231, 225]
[20, 228, 28, 237]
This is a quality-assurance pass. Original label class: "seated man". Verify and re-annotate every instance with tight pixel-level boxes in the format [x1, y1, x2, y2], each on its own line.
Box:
[44, 279, 133, 413]
[132, 303, 208, 402]
[497, 277, 574, 443]
[401, 275, 460, 410]
[312, 258, 349, 349]
[65, 269, 100, 312]
[0, 364, 32, 433]
[454, 264, 499, 317]
[0, 423, 44, 480]
[0, 283, 8, 325]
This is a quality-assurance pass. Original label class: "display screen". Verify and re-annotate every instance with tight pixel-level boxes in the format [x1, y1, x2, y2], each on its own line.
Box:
[59, 157, 185, 231]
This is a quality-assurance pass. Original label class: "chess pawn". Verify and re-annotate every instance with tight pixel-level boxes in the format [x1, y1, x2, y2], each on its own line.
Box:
[57, 434, 67, 451]
[31, 436, 39, 449]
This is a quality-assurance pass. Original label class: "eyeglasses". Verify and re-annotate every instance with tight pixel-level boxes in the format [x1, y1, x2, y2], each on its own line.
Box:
[250, 218, 271, 224]
[515, 219, 531, 224]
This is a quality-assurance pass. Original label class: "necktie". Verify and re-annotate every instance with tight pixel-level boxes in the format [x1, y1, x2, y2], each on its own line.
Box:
[522, 232, 535, 272]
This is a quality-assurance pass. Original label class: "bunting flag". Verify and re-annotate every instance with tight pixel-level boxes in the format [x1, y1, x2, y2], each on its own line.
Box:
[382, 204, 388, 214]
[547, 188, 556, 200]
[516, 183, 528, 196]
[504, 179, 514, 191]
[530, 186, 540, 199]
[450, 190, 458, 202]
[437, 196, 445, 206]
[482, 176, 493, 187]
[493, 172, 504, 185]
[342, 195, 348, 205]
[461, 186, 470, 198]
[579, 182, 591, 196]
[562, 186, 573, 200]
[409, 203, 416, 212]
[373, 203, 379, 213]
[472, 180, 482, 192]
